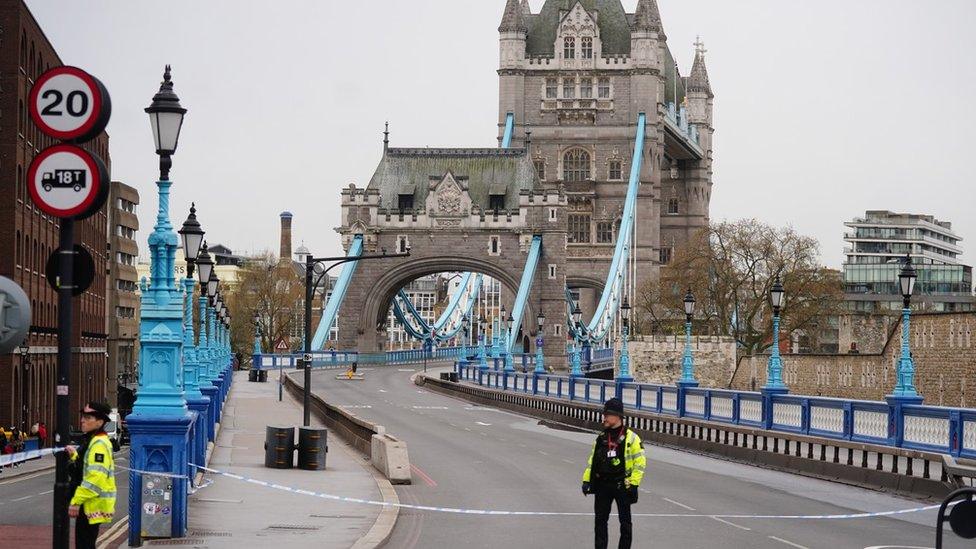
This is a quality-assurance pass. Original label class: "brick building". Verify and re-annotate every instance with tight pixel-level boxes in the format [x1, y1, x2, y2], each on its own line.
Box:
[107, 181, 139, 407]
[0, 0, 110, 431]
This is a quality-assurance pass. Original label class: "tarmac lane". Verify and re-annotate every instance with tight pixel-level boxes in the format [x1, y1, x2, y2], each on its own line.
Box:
[310, 367, 947, 549]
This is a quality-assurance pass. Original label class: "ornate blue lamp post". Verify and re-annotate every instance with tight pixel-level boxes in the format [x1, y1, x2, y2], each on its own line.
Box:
[196, 250, 218, 437]
[128, 66, 192, 544]
[679, 289, 697, 386]
[178, 204, 210, 474]
[764, 276, 787, 391]
[491, 306, 502, 367]
[570, 303, 583, 378]
[503, 312, 515, 373]
[458, 314, 470, 373]
[477, 314, 489, 372]
[887, 255, 923, 443]
[616, 297, 633, 382]
[534, 308, 546, 374]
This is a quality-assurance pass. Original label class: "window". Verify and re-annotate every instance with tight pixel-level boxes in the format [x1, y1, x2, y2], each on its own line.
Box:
[534, 159, 546, 181]
[596, 222, 614, 243]
[568, 214, 591, 243]
[659, 247, 672, 264]
[608, 160, 622, 180]
[555, 324, 562, 337]
[598, 78, 611, 99]
[581, 37, 593, 59]
[397, 235, 409, 254]
[580, 78, 593, 99]
[489, 194, 505, 213]
[548, 265, 557, 279]
[563, 149, 590, 181]
[545, 78, 558, 99]
[397, 194, 414, 212]
[667, 198, 679, 214]
[562, 79, 575, 99]
[489, 236, 500, 256]
[548, 208, 558, 222]
[117, 225, 134, 239]
[117, 253, 135, 266]
[564, 37, 575, 59]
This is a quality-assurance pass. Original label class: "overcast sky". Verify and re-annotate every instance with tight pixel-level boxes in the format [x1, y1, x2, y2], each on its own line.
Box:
[25, 0, 976, 269]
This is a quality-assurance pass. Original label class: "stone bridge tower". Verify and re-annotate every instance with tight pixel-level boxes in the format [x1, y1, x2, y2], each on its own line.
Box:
[498, 0, 714, 317]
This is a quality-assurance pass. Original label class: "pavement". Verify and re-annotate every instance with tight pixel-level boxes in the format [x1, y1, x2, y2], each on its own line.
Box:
[138, 370, 392, 548]
[0, 442, 131, 548]
[308, 365, 960, 549]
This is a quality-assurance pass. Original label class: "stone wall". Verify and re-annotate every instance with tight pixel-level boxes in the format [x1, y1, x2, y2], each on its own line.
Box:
[731, 312, 976, 407]
[837, 313, 895, 354]
[630, 335, 737, 387]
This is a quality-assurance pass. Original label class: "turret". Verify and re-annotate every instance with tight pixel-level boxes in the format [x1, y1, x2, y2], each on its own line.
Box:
[686, 37, 713, 130]
[499, 0, 527, 69]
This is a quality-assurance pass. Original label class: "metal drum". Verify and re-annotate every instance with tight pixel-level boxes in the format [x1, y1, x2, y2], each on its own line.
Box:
[297, 427, 328, 470]
[258, 370, 268, 382]
[264, 426, 295, 469]
[248, 369, 258, 382]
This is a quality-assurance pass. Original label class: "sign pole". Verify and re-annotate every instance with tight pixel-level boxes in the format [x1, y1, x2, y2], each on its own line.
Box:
[52, 217, 74, 549]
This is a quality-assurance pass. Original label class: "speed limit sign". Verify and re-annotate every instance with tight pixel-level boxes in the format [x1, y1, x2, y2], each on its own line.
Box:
[28, 66, 111, 143]
[27, 144, 109, 219]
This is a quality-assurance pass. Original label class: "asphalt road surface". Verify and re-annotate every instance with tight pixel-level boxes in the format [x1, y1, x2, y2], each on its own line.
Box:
[310, 366, 960, 549]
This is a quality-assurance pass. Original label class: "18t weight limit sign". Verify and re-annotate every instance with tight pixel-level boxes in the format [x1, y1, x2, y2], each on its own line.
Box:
[29, 66, 111, 142]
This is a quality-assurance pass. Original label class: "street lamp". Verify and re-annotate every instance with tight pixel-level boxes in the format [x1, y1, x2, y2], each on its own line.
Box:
[179, 204, 204, 278]
[617, 297, 633, 382]
[504, 312, 515, 373]
[460, 314, 470, 363]
[891, 255, 920, 398]
[534, 308, 546, 374]
[680, 289, 697, 384]
[19, 341, 30, 432]
[477, 314, 489, 371]
[144, 65, 187, 181]
[764, 276, 786, 390]
[570, 302, 583, 377]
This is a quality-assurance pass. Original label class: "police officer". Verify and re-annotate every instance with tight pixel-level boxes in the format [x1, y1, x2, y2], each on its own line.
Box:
[582, 397, 646, 549]
[67, 401, 117, 549]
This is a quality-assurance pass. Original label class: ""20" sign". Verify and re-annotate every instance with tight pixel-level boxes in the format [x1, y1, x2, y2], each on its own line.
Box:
[29, 66, 111, 142]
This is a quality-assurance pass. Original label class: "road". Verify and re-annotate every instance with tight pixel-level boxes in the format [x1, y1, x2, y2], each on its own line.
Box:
[309, 366, 959, 549]
[0, 450, 130, 546]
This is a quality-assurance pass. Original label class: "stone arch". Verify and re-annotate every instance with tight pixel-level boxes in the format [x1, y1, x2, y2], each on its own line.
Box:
[354, 255, 536, 351]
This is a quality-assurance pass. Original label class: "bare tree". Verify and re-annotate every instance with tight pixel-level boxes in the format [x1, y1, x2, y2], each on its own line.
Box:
[640, 219, 842, 356]
[224, 252, 304, 355]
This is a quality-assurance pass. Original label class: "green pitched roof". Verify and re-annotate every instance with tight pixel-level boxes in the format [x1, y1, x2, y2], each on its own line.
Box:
[526, 0, 632, 56]
[368, 149, 539, 210]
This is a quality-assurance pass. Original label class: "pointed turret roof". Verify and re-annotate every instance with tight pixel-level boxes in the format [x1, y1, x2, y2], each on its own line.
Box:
[499, 0, 527, 32]
[520, 0, 532, 17]
[633, 0, 662, 32]
[687, 37, 712, 96]
[528, 1, 632, 56]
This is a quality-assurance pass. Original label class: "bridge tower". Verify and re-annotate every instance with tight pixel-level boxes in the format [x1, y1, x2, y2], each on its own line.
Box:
[498, 0, 714, 320]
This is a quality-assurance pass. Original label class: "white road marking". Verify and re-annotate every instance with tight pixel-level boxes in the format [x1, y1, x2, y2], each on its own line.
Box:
[378, 389, 387, 393]
[398, 369, 415, 372]
[561, 459, 574, 464]
[538, 450, 549, 456]
[662, 497, 696, 511]
[711, 516, 751, 531]
[449, 423, 458, 427]
[768, 536, 809, 549]
[412, 406, 448, 410]
[464, 428, 472, 431]
[341, 405, 372, 409]
[39, 489, 53, 495]
[475, 421, 492, 426]
[12, 495, 34, 502]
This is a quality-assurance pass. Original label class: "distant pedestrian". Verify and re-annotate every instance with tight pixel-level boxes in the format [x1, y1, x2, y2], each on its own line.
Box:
[38, 422, 48, 447]
[67, 402, 117, 549]
[581, 397, 646, 549]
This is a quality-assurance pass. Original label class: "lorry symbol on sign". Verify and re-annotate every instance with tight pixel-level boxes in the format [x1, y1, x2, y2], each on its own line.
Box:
[41, 169, 86, 192]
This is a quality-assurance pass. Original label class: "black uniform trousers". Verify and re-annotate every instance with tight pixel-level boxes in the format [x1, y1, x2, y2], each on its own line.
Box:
[593, 484, 632, 549]
[75, 510, 100, 549]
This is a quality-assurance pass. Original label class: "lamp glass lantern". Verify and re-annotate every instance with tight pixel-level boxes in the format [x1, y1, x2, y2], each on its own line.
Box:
[537, 309, 546, 331]
[506, 313, 514, 332]
[683, 289, 696, 318]
[145, 65, 187, 157]
[572, 303, 582, 325]
[770, 276, 785, 311]
[207, 271, 219, 299]
[196, 243, 214, 287]
[899, 255, 917, 303]
[178, 203, 204, 265]
[620, 297, 631, 324]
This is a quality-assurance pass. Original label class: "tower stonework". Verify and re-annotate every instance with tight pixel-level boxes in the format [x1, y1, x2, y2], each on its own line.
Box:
[497, 0, 714, 308]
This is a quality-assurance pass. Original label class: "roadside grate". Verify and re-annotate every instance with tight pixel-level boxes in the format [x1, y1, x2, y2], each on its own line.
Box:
[146, 539, 206, 546]
[189, 531, 232, 537]
[266, 523, 321, 531]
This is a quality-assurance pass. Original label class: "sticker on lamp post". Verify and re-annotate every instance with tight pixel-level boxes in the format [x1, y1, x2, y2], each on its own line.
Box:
[29, 66, 111, 143]
[27, 144, 109, 219]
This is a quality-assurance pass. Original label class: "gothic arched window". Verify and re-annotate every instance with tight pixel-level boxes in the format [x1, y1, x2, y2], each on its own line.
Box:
[581, 37, 593, 59]
[667, 197, 680, 214]
[563, 149, 591, 182]
[564, 37, 576, 59]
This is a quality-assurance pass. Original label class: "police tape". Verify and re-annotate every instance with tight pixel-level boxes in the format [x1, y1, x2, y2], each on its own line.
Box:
[189, 463, 945, 520]
[0, 446, 65, 466]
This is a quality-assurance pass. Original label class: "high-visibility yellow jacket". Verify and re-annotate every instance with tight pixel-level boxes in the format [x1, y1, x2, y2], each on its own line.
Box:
[582, 427, 646, 487]
[69, 432, 116, 524]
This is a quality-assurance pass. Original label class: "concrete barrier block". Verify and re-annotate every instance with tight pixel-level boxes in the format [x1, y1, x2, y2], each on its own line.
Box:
[371, 433, 411, 485]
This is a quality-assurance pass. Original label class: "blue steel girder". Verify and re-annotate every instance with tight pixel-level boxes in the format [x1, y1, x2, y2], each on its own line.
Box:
[506, 235, 542, 351]
[311, 235, 364, 350]
[501, 112, 515, 148]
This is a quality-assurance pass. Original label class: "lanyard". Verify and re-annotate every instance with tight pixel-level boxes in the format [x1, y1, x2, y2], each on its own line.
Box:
[607, 427, 624, 453]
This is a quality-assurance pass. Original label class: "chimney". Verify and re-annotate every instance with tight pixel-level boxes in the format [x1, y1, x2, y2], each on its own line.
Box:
[279, 211, 293, 262]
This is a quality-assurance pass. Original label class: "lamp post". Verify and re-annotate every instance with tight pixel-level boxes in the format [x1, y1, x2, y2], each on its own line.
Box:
[764, 276, 787, 391]
[617, 297, 633, 382]
[127, 66, 192, 545]
[570, 303, 583, 378]
[890, 255, 921, 399]
[460, 314, 470, 365]
[19, 341, 30, 433]
[194, 242, 218, 441]
[178, 204, 210, 473]
[478, 314, 489, 372]
[503, 312, 515, 372]
[679, 289, 697, 385]
[534, 308, 546, 374]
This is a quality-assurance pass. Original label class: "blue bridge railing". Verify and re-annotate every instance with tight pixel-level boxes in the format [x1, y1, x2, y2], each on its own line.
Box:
[254, 346, 468, 370]
[455, 363, 976, 459]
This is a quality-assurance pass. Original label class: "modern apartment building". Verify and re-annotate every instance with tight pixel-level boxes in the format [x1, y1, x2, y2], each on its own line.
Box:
[843, 210, 974, 313]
